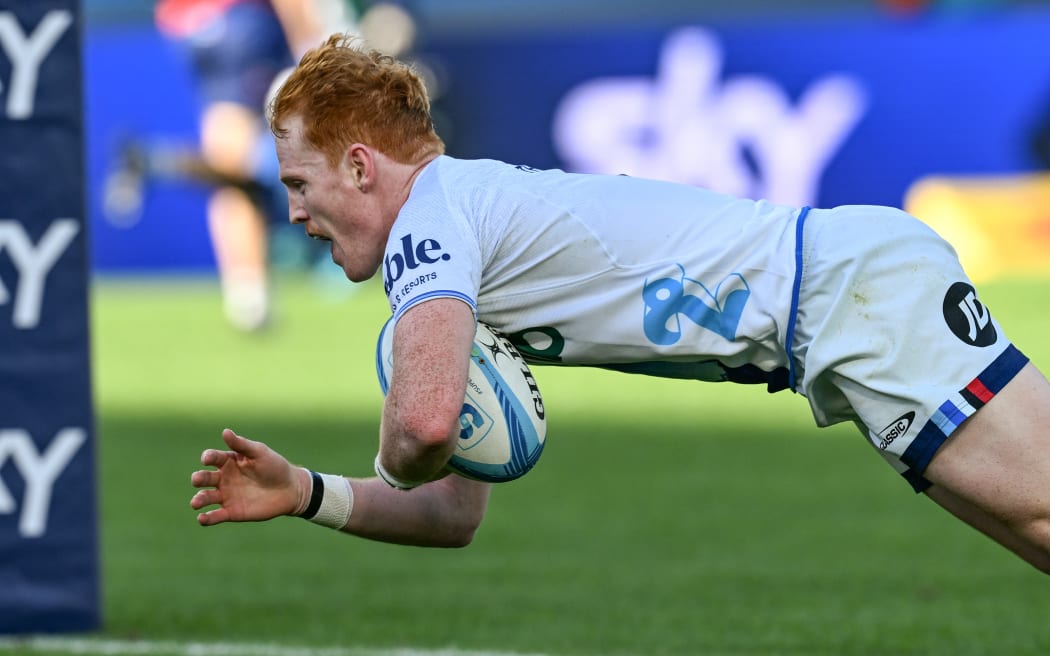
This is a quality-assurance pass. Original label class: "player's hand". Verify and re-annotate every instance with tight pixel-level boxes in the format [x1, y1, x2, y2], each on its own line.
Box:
[190, 428, 307, 526]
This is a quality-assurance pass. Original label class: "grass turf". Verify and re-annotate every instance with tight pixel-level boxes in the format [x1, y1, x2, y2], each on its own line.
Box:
[81, 274, 1050, 656]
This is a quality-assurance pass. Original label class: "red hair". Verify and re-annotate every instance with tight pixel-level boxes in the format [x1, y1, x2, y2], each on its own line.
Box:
[269, 33, 444, 166]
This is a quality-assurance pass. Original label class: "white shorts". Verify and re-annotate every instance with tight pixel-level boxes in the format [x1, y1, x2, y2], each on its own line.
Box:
[791, 205, 1028, 491]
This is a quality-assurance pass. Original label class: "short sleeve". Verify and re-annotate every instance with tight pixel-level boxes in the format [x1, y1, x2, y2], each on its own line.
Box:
[382, 203, 481, 322]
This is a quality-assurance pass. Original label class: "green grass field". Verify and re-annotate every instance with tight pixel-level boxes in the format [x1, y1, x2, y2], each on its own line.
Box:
[13, 274, 1050, 656]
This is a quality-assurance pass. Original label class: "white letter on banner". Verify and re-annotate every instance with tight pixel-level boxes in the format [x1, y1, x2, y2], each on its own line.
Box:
[0, 219, 79, 329]
[0, 428, 86, 538]
[552, 27, 867, 206]
[0, 10, 73, 120]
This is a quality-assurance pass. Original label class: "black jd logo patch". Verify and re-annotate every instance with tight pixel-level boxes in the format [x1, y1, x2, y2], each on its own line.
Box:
[943, 282, 996, 347]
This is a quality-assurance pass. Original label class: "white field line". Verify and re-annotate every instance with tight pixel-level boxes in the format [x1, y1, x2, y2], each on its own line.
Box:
[0, 637, 549, 656]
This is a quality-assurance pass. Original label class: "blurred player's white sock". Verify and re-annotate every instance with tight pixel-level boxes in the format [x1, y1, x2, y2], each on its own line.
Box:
[222, 275, 269, 332]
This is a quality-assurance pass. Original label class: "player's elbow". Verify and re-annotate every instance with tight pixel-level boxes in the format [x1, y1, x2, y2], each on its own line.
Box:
[413, 423, 458, 451]
[398, 408, 460, 451]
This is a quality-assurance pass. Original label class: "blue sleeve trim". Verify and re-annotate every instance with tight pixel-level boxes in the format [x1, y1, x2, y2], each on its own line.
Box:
[901, 344, 1029, 475]
[393, 290, 477, 323]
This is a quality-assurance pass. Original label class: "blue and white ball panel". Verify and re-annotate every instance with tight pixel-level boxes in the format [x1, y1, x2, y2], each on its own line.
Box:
[458, 392, 496, 451]
[375, 318, 546, 483]
[454, 341, 544, 481]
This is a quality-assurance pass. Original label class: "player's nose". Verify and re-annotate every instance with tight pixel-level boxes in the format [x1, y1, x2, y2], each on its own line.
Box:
[288, 197, 308, 224]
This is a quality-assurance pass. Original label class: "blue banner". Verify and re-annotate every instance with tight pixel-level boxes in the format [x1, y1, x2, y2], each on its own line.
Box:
[84, 9, 1050, 271]
[0, 0, 100, 633]
[425, 10, 1050, 209]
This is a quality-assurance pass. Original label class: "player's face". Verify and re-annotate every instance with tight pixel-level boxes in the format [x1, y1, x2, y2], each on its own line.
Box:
[276, 116, 387, 282]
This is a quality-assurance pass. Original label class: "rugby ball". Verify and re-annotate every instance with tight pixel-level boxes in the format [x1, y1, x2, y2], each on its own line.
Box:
[375, 318, 546, 483]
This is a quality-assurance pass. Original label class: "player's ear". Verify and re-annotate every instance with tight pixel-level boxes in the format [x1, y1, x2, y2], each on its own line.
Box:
[346, 143, 373, 191]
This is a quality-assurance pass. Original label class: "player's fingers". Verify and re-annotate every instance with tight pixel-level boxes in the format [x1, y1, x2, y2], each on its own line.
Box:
[197, 507, 230, 527]
[190, 488, 222, 510]
[222, 428, 264, 457]
[200, 448, 230, 467]
[190, 469, 220, 488]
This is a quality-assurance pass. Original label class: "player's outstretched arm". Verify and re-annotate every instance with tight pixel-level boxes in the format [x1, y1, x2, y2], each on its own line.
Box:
[190, 428, 492, 547]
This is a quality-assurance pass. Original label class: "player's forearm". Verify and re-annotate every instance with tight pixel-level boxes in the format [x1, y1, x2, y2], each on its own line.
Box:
[340, 475, 490, 547]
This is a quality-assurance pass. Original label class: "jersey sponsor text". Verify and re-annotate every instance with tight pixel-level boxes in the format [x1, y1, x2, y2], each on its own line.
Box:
[383, 233, 451, 295]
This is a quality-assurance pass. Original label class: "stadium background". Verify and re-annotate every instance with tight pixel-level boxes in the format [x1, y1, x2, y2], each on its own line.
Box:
[86, 0, 1050, 276]
[4, 0, 1050, 654]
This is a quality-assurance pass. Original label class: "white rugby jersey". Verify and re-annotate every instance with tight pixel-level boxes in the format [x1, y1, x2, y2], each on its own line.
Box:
[382, 156, 804, 390]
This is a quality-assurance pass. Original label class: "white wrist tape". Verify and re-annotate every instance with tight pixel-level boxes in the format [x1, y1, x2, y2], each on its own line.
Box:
[300, 470, 354, 529]
[374, 454, 422, 490]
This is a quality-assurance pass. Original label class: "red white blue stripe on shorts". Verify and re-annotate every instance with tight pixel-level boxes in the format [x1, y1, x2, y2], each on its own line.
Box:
[900, 344, 1028, 491]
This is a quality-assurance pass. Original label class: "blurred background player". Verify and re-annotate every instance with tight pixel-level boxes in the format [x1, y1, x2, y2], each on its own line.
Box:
[150, 0, 330, 331]
[104, 0, 422, 331]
